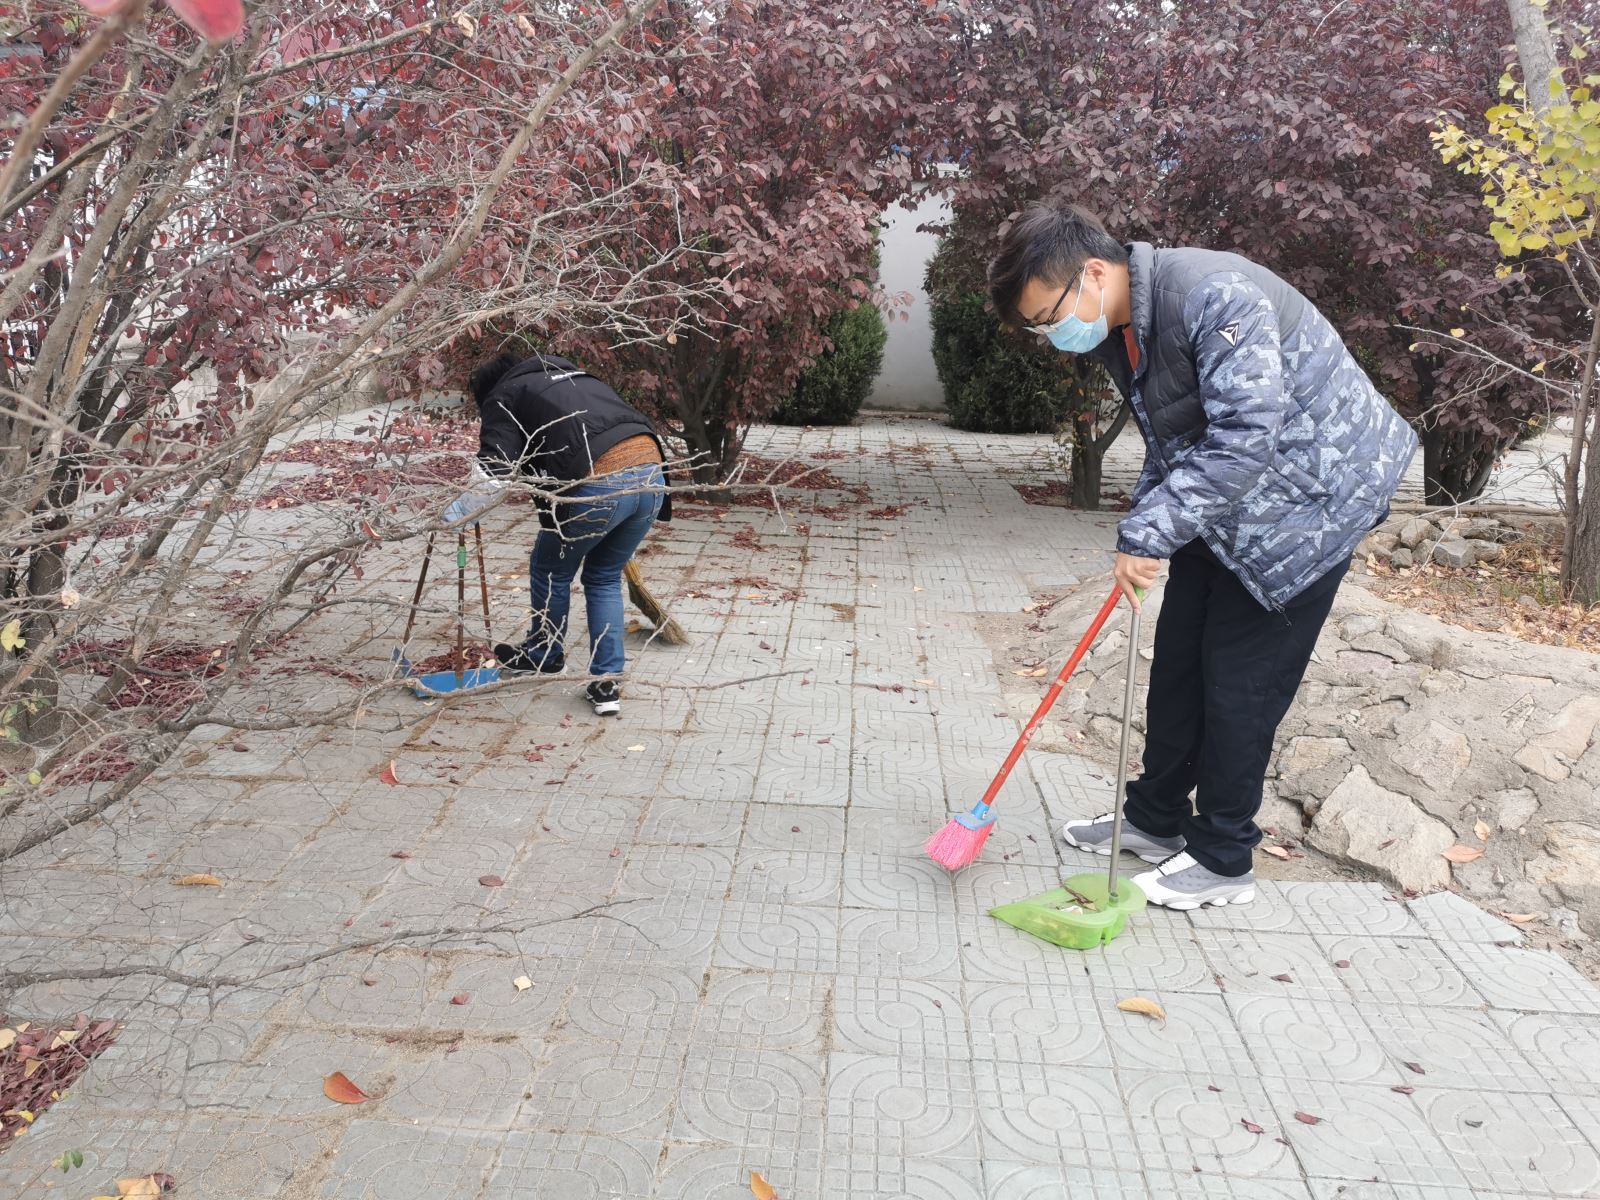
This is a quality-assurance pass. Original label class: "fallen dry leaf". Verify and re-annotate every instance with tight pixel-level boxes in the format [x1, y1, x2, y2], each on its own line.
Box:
[1474, 819, 1492, 843]
[379, 760, 400, 786]
[478, 874, 504, 887]
[1294, 1111, 1322, 1125]
[323, 1071, 370, 1104]
[1333, 959, 1351, 969]
[513, 976, 532, 992]
[1241, 1118, 1265, 1134]
[914, 678, 936, 685]
[0, 1029, 14, 1051]
[1115, 997, 1167, 1023]
[114, 1179, 162, 1199]
[1270, 973, 1293, 983]
[1262, 845, 1292, 860]
[1442, 845, 1484, 864]
[626, 744, 645, 752]
[750, 1170, 778, 1200]
[1499, 911, 1542, 924]
[48, 1029, 81, 1051]
[390, 850, 412, 860]
[173, 873, 223, 887]
[450, 993, 470, 1006]
[1391, 1084, 1416, 1095]
[1404, 1061, 1427, 1075]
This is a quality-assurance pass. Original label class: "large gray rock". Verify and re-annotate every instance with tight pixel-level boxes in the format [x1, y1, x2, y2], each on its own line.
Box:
[1493, 787, 1539, 832]
[1529, 823, 1600, 934]
[1392, 719, 1472, 791]
[1428, 535, 1475, 568]
[1397, 517, 1437, 549]
[1390, 547, 1415, 570]
[1308, 765, 1454, 892]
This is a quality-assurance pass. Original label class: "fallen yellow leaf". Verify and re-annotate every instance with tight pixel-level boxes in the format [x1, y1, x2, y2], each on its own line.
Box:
[1499, 911, 1543, 924]
[1116, 996, 1167, 1023]
[22, 1059, 42, 1079]
[513, 976, 532, 992]
[1442, 844, 1484, 864]
[750, 1170, 778, 1200]
[0, 1028, 15, 1051]
[1473, 819, 1492, 843]
[0, 618, 24, 653]
[173, 874, 223, 887]
[323, 1071, 371, 1104]
[48, 1029, 81, 1051]
[914, 678, 936, 685]
[116, 1178, 161, 1198]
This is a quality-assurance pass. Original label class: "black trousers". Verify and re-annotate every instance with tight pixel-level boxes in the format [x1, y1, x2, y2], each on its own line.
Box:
[1123, 539, 1349, 877]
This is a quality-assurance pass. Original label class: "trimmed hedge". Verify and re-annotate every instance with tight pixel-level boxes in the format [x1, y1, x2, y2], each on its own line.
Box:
[773, 301, 888, 426]
[930, 289, 1086, 434]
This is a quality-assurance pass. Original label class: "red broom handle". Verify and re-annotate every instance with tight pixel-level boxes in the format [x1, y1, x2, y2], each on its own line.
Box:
[976, 584, 1126, 810]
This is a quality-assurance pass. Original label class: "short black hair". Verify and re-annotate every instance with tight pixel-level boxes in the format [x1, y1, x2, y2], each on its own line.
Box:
[468, 352, 521, 406]
[987, 204, 1129, 326]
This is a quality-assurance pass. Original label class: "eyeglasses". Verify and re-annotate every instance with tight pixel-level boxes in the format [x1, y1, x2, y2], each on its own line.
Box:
[1022, 270, 1086, 335]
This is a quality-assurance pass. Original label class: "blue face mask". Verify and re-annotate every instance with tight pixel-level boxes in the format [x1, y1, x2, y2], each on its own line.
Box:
[1034, 270, 1109, 354]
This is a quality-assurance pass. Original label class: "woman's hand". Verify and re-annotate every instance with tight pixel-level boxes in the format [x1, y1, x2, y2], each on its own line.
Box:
[1114, 552, 1163, 608]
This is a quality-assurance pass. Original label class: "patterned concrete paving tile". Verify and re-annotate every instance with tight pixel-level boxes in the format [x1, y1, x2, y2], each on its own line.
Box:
[1081, 915, 1222, 995]
[1316, 935, 1484, 1008]
[973, 1060, 1137, 1171]
[730, 847, 841, 906]
[1184, 879, 1314, 936]
[0, 869, 159, 938]
[316, 1122, 501, 1200]
[484, 1131, 658, 1199]
[420, 954, 573, 1036]
[850, 744, 948, 810]
[839, 850, 960, 915]
[752, 761, 851, 807]
[1306, 1183, 1479, 1200]
[287, 951, 432, 1029]
[741, 802, 844, 855]
[655, 1143, 825, 1200]
[638, 797, 748, 847]
[984, 1164, 1156, 1200]
[510, 839, 624, 900]
[535, 790, 650, 845]
[1229, 995, 1390, 1085]
[831, 976, 969, 1059]
[281, 828, 410, 884]
[520, 1036, 683, 1140]
[661, 738, 761, 804]
[1498, 1011, 1600, 1099]
[1277, 882, 1420, 939]
[1145, 1174, 1318, 1199]
[1447, 942, 1600, 1015]
[384, 1038, 542, 1130]
[228, 1028, 401, 1120]
[819, 1153, 985, 1200]
[1358, 1003, 1547, 1093]
[838, 905, 963, 981]
[620, 843, 735, 900]
[693, 969, 831, 1055]
[60, 1014, 257, 1114]
[713, 898, 839, 974]
[1120, 1070, 1302, 1180]
[1416, 1088, 1600, 1197]
[1265, 1081, 1468, 1189]
[825, 1053, 980, 1161]
[1197, 930, 1354, 1002]
[671, 1043, 825, 1149]
[563, 957, 702, 1044]
[583, 894, 724, 968]
[1405, 891, 1525, 946]
[844, 800, 950, 858]
[1101, 990, 1254, 1079]
[965, 980, 1111, 1068]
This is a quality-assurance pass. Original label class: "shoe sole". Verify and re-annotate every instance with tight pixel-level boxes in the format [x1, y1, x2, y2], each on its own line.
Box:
[1146, 887, 1256, 911]
[1061, 827, 1176, 865]
[589, 701, 620, 716]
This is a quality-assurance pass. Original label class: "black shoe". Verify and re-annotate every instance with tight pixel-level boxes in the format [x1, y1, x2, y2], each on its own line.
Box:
[494, 642, 565, 674]
[586, 680, 621, 716]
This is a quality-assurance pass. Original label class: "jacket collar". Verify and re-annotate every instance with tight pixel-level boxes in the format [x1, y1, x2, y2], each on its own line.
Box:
[1124, 241, 1155, 368]
[503, 353, 583, 385]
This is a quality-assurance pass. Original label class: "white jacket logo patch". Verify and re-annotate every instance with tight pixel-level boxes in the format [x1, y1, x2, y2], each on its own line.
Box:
[1219, 322, 1241, 347]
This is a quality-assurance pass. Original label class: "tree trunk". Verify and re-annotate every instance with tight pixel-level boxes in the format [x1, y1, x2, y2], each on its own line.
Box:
[1420, 424, 1500, 507]
[1570, 450, 1600, 604]
[1505, 0, 1566, 113]
[1069, 413, 1102, 510]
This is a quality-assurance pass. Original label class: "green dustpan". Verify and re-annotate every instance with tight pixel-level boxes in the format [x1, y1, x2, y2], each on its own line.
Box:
[991, 872, 1146, 949]
[992, 593, 1148, 950]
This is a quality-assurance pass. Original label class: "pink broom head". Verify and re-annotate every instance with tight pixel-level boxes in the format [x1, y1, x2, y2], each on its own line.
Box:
[925, 802, 995, 871]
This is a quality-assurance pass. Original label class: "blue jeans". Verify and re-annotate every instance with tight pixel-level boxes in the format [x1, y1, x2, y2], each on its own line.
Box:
[525, 464, 663, 676]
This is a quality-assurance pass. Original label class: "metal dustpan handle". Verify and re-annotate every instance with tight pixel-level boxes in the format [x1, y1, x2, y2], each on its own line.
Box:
[1107, 594, 1144, 900]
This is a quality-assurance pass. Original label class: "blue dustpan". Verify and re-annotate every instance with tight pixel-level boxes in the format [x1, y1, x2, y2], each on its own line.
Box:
[392, 648, 500, 696]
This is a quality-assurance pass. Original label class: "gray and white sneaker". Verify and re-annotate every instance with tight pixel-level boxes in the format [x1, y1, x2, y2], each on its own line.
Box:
[1133, 852, 1255, 910]
[1060, 812, 1185, 864]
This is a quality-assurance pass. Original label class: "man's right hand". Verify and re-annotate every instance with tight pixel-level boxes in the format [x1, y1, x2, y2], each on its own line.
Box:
[1114, 552, 1163, 608]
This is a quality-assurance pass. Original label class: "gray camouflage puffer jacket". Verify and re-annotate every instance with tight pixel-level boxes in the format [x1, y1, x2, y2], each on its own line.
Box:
[1089, 242, 1418, 610]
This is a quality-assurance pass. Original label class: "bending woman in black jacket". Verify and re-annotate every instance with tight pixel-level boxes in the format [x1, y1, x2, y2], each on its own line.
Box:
[448, 352, 672, 716]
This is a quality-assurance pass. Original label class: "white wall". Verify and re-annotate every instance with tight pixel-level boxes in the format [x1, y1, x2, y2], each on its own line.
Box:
[867, 185, 951, 413]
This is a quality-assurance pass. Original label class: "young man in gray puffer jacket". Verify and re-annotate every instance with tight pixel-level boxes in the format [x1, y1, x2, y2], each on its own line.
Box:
[988, 204, 1417, 909]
